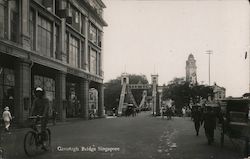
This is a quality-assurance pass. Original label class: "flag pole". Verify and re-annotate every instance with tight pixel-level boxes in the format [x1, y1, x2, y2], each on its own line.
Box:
[248, 50, 250, 93]
[246, 49, 250, 93]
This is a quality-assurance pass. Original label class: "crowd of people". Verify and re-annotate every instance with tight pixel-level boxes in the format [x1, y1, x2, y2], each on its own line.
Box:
[159, 104, 222, 145]
[124, 105, 140, 117]
[191, 105, 223, 145]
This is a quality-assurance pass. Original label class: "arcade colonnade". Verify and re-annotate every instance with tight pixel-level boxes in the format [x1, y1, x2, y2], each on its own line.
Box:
[0, 55, 105, 124]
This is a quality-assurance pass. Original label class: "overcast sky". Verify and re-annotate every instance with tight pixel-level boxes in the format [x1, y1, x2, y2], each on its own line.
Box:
[102, 0, 250, 97]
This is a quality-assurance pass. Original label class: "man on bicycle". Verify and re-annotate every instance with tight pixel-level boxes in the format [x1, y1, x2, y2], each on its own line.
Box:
[30, 87, 49, 149]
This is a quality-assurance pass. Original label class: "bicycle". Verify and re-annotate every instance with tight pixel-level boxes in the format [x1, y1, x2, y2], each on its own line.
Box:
[0, 120, 5, 159]
[24, 116, 51, 157]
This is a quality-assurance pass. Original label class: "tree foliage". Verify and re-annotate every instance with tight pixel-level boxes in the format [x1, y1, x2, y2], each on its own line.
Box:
[104, 74, 149, 110]
[162, 77, 214, 112]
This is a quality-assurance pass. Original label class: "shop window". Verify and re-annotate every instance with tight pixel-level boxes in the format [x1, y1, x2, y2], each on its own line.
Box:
[4, 69, 15, 86]
[34, 75, 55, 117]
[34, 75, 55, 102]
[37, 15, 52, 57]
[34, 75, 43, 88]
[0, 68, 15, 114]
[66, 82, 80, 118]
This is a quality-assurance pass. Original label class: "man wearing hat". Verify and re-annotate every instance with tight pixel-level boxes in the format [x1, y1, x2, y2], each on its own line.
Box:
[30, 87, 49, 149]
[202, 106, 216, 145]
[2, 106, 12, 132]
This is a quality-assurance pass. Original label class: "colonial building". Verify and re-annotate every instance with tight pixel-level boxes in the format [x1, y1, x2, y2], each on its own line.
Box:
[186, 54, 197, 85]
[0, 0, 107, 124]
[212, 83, 226, 101]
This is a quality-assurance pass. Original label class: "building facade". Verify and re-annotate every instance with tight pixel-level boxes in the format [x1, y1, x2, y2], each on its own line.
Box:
[212, 83, 226, 101]
[0, 0, 107, 124]
[186, 54, 197, 85]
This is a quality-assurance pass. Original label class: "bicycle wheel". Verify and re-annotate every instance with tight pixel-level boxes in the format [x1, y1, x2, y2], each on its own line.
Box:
[24, 131, 37, 156]
[0, 147, 5, 159]
[42, 128, 51, 151]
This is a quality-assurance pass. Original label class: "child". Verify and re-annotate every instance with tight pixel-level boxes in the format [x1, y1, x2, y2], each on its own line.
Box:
[2, 107, 12, 132]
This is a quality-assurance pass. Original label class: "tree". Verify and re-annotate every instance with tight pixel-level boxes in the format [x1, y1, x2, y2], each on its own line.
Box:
[104, 74, 149, 110]
[162, 77, 214, 113]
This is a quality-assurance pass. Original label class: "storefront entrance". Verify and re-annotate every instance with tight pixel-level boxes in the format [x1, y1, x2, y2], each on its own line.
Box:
[66, 82, 80, 118]
[33, 75, 55, 117]
[0, 67, 15, 114]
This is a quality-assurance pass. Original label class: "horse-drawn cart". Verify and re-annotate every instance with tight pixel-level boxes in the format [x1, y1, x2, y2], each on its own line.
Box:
[220, 98, 250, 157]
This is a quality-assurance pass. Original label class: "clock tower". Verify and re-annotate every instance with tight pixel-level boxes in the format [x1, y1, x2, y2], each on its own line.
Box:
[186, 54, 197, 85]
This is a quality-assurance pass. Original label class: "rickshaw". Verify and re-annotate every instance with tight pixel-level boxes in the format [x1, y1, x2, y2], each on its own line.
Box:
[219, 98, 250, 157]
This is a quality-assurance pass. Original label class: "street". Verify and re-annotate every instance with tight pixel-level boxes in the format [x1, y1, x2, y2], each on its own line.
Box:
[2, 112, 245, 159]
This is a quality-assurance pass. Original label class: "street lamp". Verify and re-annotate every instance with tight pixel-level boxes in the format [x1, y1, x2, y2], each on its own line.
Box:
[206, 50, 213, 86]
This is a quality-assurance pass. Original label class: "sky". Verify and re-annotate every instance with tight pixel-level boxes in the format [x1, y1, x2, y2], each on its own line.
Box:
[102, 0, 250, 97]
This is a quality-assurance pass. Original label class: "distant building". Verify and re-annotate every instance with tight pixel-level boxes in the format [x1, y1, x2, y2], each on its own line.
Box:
[212, 83, 226, 101]
[186, 54, 197, 85]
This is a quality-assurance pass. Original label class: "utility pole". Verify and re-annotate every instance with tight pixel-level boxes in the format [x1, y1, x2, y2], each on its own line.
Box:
[206, 50, 213, 86]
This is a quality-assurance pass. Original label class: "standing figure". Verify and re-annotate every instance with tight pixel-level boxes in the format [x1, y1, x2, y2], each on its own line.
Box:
[160, 106, 164, 119]
[166, 106, 172, 120]
[30, 87, 49, 150]
[52, 109, 57, 125]
[192, 107, 203, 136]
[182, 107, 186, 117]
[202, 106, 216, 145]
[2, 106, 12, 132]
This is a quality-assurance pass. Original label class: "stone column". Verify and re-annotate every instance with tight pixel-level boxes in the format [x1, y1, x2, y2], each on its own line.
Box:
[20, 0, 31, 50]
[84, 17, 89, 71]
[55, 71, 66, 121]
[98, 83, 104, 117]
[80, 79, 89, 119]
[14, 59, 31, 124]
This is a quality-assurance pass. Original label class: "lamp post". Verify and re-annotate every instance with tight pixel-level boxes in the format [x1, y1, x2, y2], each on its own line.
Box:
[206, 50, 213, 85]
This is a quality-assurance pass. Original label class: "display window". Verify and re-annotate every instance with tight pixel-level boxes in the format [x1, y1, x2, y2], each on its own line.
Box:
[0, 67, 15, 114]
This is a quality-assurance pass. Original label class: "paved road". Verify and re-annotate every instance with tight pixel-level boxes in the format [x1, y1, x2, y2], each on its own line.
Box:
[1, 112, 246, 159]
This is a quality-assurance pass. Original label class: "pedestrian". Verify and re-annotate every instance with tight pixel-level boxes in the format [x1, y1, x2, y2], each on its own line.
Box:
[93, 108, 97, 118]
[160, 106, 164, 119]
[192, 106, 203, 136]
[202, 106, 216, 145]
[52, 109, 57, 125]
[166, 106, 172, 120]
[30, 87, 49, 150]
[182, 107, 186, 117]
[2, 106, 12, 132]
[113, 107, 116, 116]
